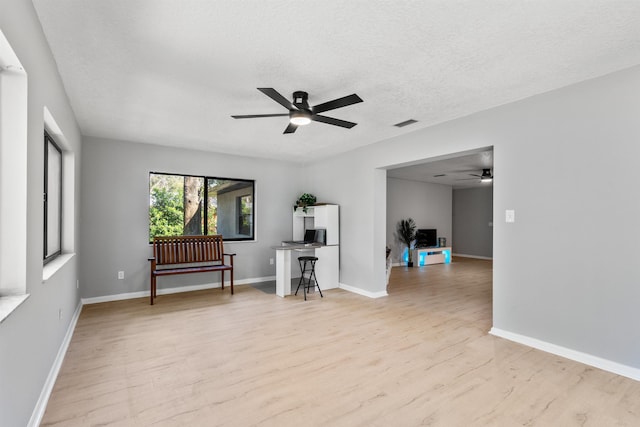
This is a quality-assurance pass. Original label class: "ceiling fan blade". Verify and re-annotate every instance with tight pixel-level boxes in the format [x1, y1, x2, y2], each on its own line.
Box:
[469, 174, 481, 177]
[258, 88, 294, 110]
[283, 123, 298, 134]
[312, 114, 357, 129]
[231, 114, 289, 119]
[312, 94, 363, 114]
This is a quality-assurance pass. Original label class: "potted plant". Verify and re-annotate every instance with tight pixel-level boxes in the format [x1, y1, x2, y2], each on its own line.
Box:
[294, 193, 317, 213]
[396, 218, 416, 267]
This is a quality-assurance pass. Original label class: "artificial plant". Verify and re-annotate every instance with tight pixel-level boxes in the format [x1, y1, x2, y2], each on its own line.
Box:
[294, 193, 317, 212]
[396, 218, 417, 267]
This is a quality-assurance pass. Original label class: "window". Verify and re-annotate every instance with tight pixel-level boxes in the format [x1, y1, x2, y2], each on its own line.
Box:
[149, 172, 255, 241]
[44, 131, 62, 263]
[0, 29, 28, 302]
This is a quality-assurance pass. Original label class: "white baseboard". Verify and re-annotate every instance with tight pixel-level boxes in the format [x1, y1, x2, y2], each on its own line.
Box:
[28, 301, 83, 427]
[339, 282, 388, 299]
[81, 276, 276, 305]
[452, 253, 493, 260]
[490, 327, 640, 382]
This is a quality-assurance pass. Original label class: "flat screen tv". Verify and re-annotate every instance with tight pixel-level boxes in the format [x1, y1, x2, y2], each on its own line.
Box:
[415, 229, 437, 248]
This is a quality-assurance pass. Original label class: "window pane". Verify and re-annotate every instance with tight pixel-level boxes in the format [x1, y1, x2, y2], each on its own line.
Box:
[207, 178, 254, 240]
[149, 173, 204, 240]
[150, 173, 254, 241]
[46, 140, 61, 258]
[238, 195, 252, 236]
[183, 175, 204, 235]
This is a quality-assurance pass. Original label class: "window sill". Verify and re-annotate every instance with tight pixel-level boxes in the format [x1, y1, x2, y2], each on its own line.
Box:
[42, 253, 76, 282]
[0, 294, 30, 324]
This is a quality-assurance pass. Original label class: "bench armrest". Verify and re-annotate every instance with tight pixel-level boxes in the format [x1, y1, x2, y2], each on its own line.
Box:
[223, 253, 235, 267]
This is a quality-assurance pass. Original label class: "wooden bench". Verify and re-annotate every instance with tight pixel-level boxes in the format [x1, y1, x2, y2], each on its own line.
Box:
[148, 235, 236, 305]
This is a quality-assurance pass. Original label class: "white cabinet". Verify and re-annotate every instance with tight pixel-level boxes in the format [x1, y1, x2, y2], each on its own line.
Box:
[293, 205, 339, 245]
[289, 204, 340, 290]
[313, 245, 339, 288]
[412, 247, 452, 266]
[312, 205, 339, 245]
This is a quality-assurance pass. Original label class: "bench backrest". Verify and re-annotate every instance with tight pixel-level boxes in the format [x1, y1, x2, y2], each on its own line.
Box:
[152, 235, 225, 266]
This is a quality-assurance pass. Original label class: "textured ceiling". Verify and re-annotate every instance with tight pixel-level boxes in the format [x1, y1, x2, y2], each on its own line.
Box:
[33, 1, 640, 162]
[388, 149, 494, 189]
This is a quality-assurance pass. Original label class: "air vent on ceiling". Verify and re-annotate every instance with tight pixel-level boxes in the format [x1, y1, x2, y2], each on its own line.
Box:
[394, 119, 418, 128]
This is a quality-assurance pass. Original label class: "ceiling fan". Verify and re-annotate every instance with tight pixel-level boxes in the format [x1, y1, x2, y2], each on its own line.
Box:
[231, 88, 363, 134]
[457, 169, 493, 183]
[470, 169, 493, 182]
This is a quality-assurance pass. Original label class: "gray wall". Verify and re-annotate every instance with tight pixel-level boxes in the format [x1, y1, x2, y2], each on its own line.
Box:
[308, 65, 640, 369]
[79, 137, 305, 299]
[386, 178, 452, 264]
[4, 6, 640, 423]
[0, 1, 82, 426]
[452, 187, 493, 258]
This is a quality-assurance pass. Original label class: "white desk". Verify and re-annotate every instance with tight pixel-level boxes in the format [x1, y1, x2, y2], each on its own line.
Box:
[272, 243, 339, 297]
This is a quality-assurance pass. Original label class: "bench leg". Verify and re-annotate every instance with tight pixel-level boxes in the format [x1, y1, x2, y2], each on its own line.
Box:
[150, 274, 155, 305]
[230, 268, 234, 295]
[220, 270, 224, 291]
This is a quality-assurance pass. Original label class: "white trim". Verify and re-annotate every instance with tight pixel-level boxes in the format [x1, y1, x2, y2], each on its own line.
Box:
[452, 253, 493, 260]
[490, 327, 640, 382]
[81, 275, 276, 305]
[42, 253, 75, 282]
[28, 301, 83, 427]
[339, 282, 388, 299]
[0, 293, 29, 323]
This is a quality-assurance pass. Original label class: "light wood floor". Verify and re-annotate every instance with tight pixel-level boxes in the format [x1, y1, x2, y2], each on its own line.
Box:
[42, 258, 640, 426]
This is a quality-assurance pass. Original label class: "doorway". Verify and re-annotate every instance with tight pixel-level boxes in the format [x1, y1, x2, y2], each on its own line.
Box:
[384, 147, 494, 284]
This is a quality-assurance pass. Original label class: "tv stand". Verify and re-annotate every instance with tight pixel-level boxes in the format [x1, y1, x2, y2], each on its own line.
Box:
[413, 247, 452, 266]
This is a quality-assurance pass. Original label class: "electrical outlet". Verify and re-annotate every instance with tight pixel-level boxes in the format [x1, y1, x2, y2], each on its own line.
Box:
[76, 279, 79, 289]
[269, 258, 274, 265]
[118, 271, 124, 280]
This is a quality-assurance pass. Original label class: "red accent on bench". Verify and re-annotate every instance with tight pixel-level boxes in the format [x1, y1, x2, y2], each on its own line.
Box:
[148, 235, 236, 305]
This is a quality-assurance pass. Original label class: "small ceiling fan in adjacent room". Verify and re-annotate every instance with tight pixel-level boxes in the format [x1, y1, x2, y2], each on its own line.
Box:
[231, 88, 363, 134]
[458, 169, 493, 183]
[472, 169, 493, 182]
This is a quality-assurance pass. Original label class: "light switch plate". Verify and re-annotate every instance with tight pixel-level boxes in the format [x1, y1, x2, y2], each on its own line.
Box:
[505, 209, 515, 223]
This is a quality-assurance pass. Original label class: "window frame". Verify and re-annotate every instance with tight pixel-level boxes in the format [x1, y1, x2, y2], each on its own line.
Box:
[149, 171, 255, 242]
[43, 130, 63, 264]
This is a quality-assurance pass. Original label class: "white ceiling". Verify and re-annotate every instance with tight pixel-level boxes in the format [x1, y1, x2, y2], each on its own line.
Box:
[387, 149, 493, 189]
[32, 1, 640, 162]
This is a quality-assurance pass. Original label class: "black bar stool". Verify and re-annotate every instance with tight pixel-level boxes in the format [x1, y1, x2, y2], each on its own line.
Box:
[296, 256, 323, 300]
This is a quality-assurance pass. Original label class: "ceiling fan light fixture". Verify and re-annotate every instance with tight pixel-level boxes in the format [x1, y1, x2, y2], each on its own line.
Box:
[290, 110, 312, 126]
[480, 177, 493, 183]
[480, 169, 493, 183]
